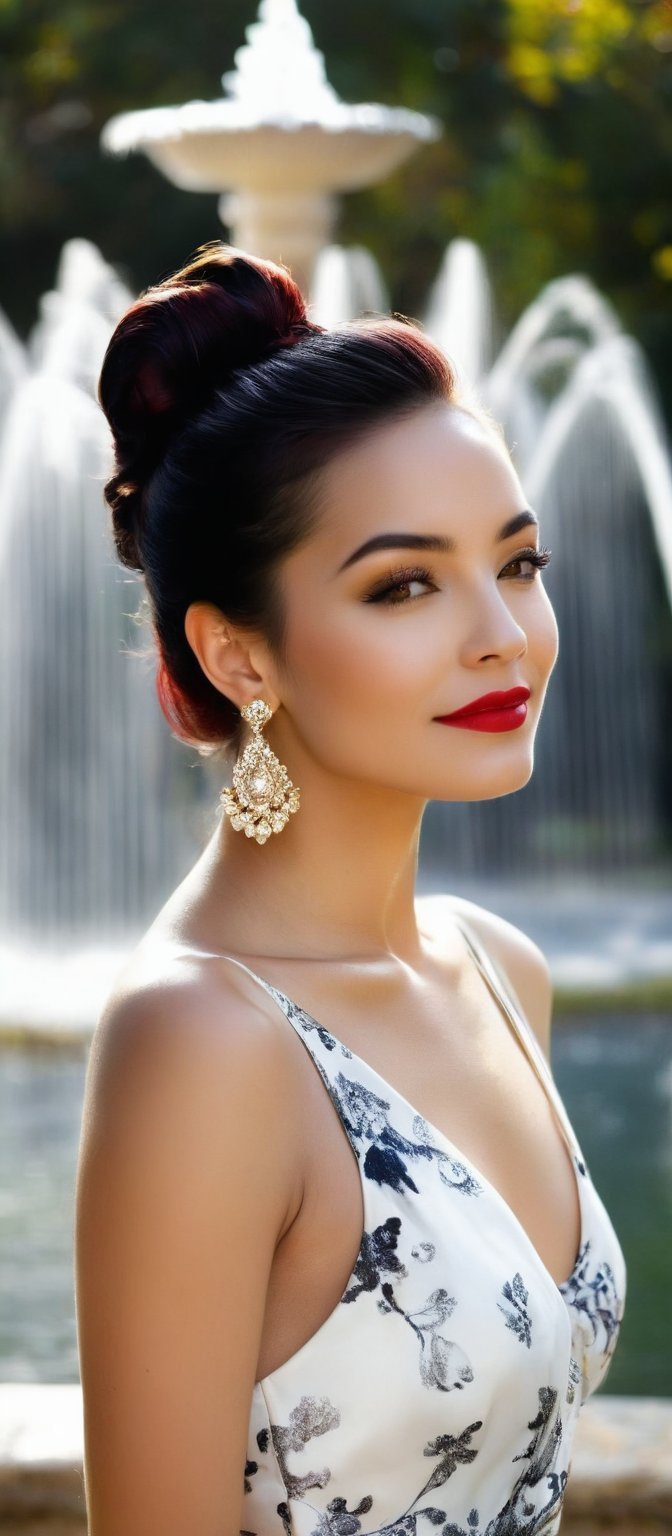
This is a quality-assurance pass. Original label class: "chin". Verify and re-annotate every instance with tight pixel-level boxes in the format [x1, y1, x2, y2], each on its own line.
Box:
[484, 757, 535, 800]
[440, 752, 535, 803]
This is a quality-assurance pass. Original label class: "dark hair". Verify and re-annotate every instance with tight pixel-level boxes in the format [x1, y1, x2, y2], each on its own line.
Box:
[98, 240, 500, 755]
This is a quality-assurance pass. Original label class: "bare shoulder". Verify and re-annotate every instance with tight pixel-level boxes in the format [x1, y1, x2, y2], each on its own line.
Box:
[75, 945, 305, 1532]
[83, 942, 307, 1230]
[419, 892, 554, 1061]
[88, 944, 297, 1134]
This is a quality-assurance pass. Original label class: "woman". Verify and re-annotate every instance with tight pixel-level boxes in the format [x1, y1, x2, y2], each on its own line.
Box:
[75, 242, 626, 1536]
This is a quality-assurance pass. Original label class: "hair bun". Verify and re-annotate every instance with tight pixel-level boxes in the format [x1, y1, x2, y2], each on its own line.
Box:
[98, 242, 323, 568]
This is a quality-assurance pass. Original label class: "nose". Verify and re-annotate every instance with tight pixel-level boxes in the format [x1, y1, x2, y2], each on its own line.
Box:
[462, 581, 528, 665]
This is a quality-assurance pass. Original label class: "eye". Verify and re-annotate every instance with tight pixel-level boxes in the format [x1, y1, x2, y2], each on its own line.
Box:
[362, 546, 553, 608]
[363, 565, 436, 606]
[501, 546, 553, 581]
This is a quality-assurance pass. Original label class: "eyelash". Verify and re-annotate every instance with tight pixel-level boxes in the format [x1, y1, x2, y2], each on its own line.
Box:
[363, 547, 553, 606]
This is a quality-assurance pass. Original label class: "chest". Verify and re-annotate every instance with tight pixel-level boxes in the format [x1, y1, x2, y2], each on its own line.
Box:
[248, 975, 592, 1536]
[257, 963, 582, 1384]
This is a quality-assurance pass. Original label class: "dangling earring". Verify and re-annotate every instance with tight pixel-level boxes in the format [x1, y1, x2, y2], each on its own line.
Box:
[220, 698, 300, 844]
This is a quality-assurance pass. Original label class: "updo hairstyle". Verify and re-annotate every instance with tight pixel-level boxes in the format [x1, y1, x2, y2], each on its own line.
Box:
[98, 241, 501, 757]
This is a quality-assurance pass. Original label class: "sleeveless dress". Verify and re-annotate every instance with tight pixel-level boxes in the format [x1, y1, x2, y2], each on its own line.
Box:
[217, 911, 627, 1536]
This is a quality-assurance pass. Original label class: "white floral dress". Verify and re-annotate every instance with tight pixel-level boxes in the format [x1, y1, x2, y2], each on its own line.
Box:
[225, 912, 626, 1535]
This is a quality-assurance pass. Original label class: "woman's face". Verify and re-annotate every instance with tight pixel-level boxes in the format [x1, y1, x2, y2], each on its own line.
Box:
[269, 399, 559, 804]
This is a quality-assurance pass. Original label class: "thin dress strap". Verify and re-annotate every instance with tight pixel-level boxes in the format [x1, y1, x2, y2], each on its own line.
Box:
[173, 930, 585, 1170]
[172, 944, 297, 1021]
[451, 910, 584, 1165]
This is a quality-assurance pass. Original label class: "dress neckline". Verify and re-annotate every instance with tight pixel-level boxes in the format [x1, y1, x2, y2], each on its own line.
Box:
[171, 910, 586, 1297]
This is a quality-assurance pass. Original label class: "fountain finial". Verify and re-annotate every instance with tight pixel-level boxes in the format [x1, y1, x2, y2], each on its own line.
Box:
[222, 0, 341, 121]
[101, 0, 440, 292]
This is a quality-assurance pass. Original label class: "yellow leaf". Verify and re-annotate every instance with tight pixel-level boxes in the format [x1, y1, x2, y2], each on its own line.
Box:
[652, 247, 672, 281]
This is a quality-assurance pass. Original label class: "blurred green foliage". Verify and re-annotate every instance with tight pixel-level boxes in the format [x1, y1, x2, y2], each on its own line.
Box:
[1, 0, 671, 416]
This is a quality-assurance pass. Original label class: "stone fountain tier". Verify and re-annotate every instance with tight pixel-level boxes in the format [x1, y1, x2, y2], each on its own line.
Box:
[102, 100, 440, 196]
[101, 0, 440, 292]
[102, 112, 439, 295]
[102, 0, 439, 194]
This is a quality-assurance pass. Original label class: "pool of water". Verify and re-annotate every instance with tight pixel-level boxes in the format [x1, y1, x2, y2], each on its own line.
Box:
[551, 1011, 672, 1397]
[0, 1011, 670, 1392]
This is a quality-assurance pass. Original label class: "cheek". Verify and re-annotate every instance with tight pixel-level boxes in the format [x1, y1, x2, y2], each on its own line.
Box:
[281, 595, 437, 735]
[534, 587, 560, 675]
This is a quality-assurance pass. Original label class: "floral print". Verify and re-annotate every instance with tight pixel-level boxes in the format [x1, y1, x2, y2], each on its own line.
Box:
[246, 1386, 566, 1534]
[381, 1283, 474, 1392]
[232, 912, 626, 1536]
[342, 1216, 407, 1303]
[498, 1272, 534, 1349]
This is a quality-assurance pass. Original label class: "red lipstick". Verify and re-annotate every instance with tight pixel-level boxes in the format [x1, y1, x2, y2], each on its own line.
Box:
[435, 686, 530, 733]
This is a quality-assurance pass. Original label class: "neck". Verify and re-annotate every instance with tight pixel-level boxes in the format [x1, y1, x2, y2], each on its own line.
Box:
[202, 764, 429, 966]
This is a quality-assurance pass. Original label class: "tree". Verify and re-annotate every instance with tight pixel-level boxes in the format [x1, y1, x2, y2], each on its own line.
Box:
[1, 0, 670, 419]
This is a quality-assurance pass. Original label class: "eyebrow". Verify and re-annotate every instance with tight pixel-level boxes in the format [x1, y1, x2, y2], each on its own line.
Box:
[336, 509, 539, 574]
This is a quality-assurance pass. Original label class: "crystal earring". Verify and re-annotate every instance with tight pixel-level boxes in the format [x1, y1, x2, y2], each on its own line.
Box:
[220, 698, 300, 844]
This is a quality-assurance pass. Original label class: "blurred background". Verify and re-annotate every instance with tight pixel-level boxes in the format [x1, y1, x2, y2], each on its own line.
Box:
[0, 0, 671, 1499]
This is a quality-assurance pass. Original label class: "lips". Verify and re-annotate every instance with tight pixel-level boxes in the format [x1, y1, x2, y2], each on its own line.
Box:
[437, 686, 530, 720]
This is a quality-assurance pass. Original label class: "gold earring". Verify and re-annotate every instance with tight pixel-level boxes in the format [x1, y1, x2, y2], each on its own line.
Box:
[220, 698, 300, 843]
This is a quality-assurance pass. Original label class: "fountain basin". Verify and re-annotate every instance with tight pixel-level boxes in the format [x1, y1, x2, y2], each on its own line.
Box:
[102, 105, 440, 196]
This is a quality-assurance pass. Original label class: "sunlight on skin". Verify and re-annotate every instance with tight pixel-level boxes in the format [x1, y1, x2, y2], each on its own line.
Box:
[182, 401, 559, 963]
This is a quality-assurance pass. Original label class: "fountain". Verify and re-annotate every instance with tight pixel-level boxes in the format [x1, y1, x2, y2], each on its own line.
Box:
[0, 239, 216, 1007]
[425, 239, 497, 389]
[0, 0, 671, 1026]
[100, 0, 440, 295]
[3, 17, 672, 1508]
[417, 260, 672, 884]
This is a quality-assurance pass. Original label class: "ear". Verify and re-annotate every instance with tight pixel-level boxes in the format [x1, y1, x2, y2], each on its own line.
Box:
[184, 602, 281, 714]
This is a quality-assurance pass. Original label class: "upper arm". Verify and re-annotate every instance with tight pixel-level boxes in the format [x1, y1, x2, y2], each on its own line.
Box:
[74, 970, 302, 1536]
[448, 896, 554, 1062]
